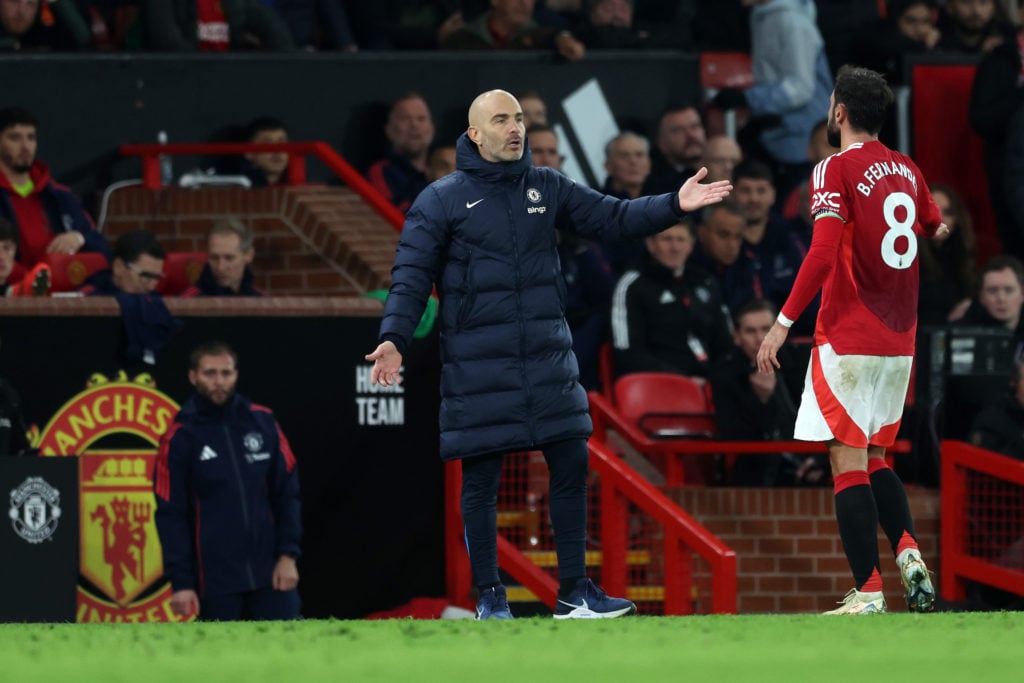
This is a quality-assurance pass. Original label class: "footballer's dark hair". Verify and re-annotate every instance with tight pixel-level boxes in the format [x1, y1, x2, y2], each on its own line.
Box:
[833, 65, 894, 137]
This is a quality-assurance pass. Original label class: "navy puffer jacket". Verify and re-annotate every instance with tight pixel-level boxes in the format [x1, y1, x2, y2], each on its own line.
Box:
[380, 132, 689, 460]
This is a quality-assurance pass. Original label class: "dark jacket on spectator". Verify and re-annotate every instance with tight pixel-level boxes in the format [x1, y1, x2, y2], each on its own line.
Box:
[378, 132, 689, 460]
[854, 15, 936, 85]
[970, 32, 1024, 257]
[956, 301, 1024, 364]
[969, 393, 1024, 462]
[611, 253, 732, 379]
[142, 0, 295, 51]
[690, 243, 763, 315]
[936, 7, 1016, 54]
[274, 0, 355, 50]
[0, 378, 30, 456]
[181, 263, 265, 297]
[366, 150, 429, 214]
[0, 0, 91, 51]
[709, 346, 807, 486]
[1007, 104, 1024, 242]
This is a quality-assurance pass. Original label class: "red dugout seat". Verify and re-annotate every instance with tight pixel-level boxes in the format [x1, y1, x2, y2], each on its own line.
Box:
[43, 252, 109, 292]
[699, 51, 754, 91]
[614, 373, 716, 440]
[158, 251, 206, 295]
[612, 372, 718, 485]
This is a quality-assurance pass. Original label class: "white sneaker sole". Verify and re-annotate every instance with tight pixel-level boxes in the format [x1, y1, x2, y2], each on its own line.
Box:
[553, 604, 637, 619]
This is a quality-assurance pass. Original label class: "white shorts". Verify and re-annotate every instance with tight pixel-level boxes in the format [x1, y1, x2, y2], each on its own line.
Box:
[794, 343, 912, 448]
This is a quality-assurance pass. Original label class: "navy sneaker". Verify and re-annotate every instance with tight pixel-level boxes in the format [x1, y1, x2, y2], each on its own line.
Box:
[553, 578, 637, 619]
[475, 586, 513, 620]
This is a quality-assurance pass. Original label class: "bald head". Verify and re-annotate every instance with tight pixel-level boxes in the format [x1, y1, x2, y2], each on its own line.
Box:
[702, 135, 742, 183]
[467, 90, 526, 163]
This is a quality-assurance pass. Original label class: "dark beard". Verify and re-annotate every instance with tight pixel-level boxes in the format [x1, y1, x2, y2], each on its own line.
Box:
[197, 385, 235, 406]
[826, 120, 841, 148]
[11, 163, 31, 174]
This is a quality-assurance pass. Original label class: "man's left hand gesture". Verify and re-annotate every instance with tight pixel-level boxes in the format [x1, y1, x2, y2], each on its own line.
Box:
[678, 167, 733, 212]
[273, 555, 299, 591]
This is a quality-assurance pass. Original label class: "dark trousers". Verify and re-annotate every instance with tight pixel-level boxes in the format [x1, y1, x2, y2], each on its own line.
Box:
[461, 437, 589, 587]
[201, 586, 301, 621]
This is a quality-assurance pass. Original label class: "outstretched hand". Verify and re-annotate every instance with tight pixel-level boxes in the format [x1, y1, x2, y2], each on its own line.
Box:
[678, 167, 733, 212]
[365, 340, 404, 387]
[934, 222, 949, 239]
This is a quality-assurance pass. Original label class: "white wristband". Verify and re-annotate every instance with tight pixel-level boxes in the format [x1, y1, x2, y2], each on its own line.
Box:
[777, 313, 794, 328]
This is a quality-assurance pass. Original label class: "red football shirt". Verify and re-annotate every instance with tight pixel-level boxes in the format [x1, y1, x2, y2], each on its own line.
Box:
[781, 140, 942, 356]
[197, 0, 230, 52]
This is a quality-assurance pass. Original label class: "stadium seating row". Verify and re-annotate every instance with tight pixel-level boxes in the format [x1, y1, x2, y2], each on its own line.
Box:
[44, 251, 205, 296]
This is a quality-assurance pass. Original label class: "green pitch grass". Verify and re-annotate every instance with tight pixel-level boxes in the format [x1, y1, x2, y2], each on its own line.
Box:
[2, 613, 1020, 682]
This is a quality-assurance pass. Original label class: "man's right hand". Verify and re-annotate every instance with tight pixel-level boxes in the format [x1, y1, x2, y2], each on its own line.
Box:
[170, 589, 199, 618]
[677, 166, 733, 212]
[365, 341, 404, 387]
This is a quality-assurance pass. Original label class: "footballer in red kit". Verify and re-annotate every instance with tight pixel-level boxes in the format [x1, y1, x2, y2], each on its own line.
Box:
[757, 66, 943, 616]
[791, 142, 943, 356]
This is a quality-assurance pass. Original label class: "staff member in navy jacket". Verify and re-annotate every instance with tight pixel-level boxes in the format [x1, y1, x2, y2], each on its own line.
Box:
[365, 89, 732, 620]
[155, 341, 301, 621]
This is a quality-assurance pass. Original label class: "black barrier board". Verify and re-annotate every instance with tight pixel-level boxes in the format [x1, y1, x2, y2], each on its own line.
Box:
[0, 457, 79, 622]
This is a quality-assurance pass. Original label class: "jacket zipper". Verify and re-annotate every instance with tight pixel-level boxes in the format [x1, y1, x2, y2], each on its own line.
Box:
[223, 424, 256, 590]
[508, 193, 537, 444]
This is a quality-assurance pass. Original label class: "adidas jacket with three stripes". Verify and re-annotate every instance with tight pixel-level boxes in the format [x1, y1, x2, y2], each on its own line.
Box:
[154, 393, 301, 597]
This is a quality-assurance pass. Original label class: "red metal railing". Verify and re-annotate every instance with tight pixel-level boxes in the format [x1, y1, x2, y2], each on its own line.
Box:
[940, 440, 1024, 601]
[588, 391, 911, 487]
[588, 438, 737, 614]
[118, 141, 405, 232]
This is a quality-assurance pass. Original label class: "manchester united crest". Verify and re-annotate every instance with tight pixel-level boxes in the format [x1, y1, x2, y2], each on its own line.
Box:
[8, 476, 62, 544]
[37, 372, 188, 622]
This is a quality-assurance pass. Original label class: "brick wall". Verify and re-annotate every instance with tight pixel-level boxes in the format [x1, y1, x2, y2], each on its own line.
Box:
[102, 186, 399, 296]
[673, 486, 940, 613]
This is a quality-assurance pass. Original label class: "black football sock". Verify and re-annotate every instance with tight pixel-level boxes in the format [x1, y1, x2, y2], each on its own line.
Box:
[868, 458, 917, 556]
[834, 470, 883, 592]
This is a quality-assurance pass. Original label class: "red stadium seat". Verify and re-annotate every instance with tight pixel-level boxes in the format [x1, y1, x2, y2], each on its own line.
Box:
[159, 251, 207, 295]
[613, 373, 716, 439]
[700, 51, 755, 139]
[699, 51, 754, 91]
[43, 252, 109, 292]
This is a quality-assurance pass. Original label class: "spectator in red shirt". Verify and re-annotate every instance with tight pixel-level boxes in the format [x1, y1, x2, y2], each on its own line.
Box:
[141, 0, 295, 51]
[0, 106, 110, 271]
